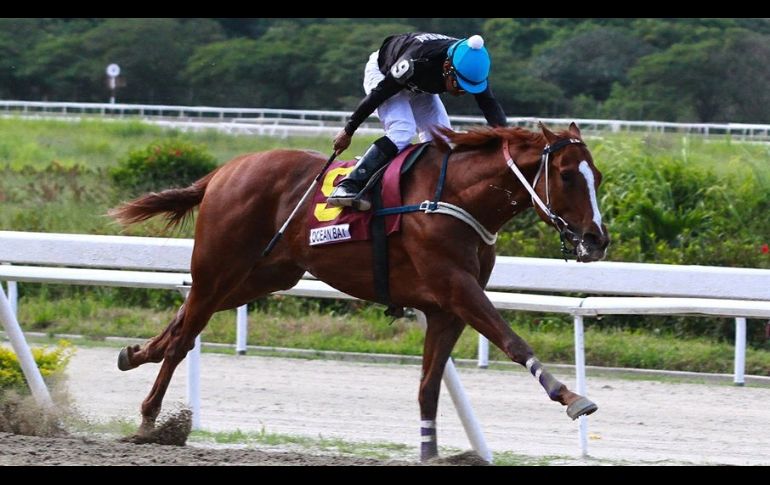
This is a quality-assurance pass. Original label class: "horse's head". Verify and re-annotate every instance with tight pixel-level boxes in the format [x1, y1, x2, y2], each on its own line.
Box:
[534, 122, 610, 262]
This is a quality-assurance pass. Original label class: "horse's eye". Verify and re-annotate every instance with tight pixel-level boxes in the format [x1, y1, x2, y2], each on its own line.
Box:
[560, 171, 575, 183]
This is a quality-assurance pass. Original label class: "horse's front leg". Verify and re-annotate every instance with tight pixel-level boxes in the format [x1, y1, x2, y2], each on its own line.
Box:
[417, 311, 466, 461]
[438, 274, 597, 420]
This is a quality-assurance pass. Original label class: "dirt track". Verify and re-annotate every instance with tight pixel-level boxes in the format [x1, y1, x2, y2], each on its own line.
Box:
[5, 345, 770, 465]
[0, 432, 427, 465]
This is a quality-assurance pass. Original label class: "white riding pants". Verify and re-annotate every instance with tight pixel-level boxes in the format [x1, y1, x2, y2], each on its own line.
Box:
[363, 51, 451, 151]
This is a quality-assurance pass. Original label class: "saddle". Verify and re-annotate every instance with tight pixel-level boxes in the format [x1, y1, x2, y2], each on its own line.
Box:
[357, 142, 430, 198]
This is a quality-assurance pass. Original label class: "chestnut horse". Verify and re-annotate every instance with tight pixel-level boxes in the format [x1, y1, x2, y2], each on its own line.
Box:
[110, 122, 609, 461]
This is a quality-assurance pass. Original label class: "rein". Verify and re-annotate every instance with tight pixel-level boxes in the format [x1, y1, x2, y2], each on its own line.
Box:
[502, 137, 585, 259]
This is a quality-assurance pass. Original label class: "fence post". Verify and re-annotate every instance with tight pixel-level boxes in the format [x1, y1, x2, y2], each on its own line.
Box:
[1, 264, 17, 316]
[236, 305, 248, 355]
[734, 317, 746, 386]
[573, 315, 589, 456]
[477, 334, 489, 368]
[7, 280, 17, 316]
[178, 286, 201, 430]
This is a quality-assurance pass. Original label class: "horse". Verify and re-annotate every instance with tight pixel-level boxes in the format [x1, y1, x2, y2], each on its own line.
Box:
[109, 121, 610, 461]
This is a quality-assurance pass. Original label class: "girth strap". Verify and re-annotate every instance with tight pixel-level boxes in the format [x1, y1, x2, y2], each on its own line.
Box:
[371, 178, 403, 318]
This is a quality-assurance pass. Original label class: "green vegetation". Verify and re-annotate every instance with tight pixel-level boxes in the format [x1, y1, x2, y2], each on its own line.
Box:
[184, 429, 699, 465]
[1, 118, 769, 373]
[15, 297, 770, 375]
[110, 139, 217, 193]
[0, 341, 74, 390]
[499, 133, 770, 269]
[3, 18, 770, 123]
[193, 428, 414, 461]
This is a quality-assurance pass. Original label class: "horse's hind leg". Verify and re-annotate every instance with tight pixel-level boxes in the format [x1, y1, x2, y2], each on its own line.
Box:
[118, 303, 186, 371]
[135, 287, 217, 433]
[439, 273, 597, 420]
[418, 311, 465, 461]
[131, 263, 305, 434]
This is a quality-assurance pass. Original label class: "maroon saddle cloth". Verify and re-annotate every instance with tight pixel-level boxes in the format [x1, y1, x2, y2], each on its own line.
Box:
[306, 144, 420, 246]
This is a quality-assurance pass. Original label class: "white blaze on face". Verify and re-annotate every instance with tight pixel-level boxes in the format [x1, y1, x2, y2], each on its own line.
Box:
[578, 161, 604, 236]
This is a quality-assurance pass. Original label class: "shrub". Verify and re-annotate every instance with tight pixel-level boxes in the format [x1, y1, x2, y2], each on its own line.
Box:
[0, 341, 74, 391]
[109, 139, 217, 193]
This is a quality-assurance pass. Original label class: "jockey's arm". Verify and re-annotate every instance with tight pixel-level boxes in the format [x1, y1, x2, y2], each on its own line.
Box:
[473, 86, 508, 127]
[343, 76, 402, 136]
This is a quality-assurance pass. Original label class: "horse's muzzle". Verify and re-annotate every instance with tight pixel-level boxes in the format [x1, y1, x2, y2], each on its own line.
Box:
[575, 230, 610, 263]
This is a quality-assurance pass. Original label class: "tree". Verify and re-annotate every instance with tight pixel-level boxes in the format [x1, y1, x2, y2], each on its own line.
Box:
[610, 31, 770, 123]
[719, 31, 770, 123]
[80, 19, 225, 104]
[317, 22, 415, 109]
[21, 19, 224, 104]
[0, 19, 50, 99]
[531, 27, 652, 101]
[18, 33, 95, 101]
[185, 38, 263, 106]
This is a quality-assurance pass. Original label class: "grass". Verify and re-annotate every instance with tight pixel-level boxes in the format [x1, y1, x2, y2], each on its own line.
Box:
[0, 116, 377, 171]
[181, 428, 708, 465]
[191, 428, 415, 461]
[11, 293, 770, 375]
[65, 418, 563, 464]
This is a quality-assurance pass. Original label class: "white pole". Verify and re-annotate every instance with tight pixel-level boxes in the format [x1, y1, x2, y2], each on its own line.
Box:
[477, 334, 489, 369]
[0, 284, 52, 408]
[187, 335, 201, 430]
[734, 317, 746, 386]
[109, 76, 116, 105]
[7, 280, 17, 316]
[178, 286, 201, 429]
[1, 264, 17, 316]
[443, 357, 493, 463]
[415, 310, 492, 463]
[236, 305, 248, 355]
[573, 315, 588, 456]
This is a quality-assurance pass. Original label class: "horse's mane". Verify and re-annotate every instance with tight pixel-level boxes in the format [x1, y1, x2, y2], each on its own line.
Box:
[432, 125, 569, 154]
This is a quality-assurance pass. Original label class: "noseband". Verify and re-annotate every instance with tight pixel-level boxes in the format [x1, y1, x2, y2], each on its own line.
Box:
[502, 137, 586, 259]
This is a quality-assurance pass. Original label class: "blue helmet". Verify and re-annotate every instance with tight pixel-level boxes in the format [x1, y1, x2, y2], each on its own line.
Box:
[447, 35, 490, 94]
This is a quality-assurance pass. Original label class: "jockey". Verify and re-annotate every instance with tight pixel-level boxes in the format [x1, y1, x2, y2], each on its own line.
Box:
[327, 32, 508, 211]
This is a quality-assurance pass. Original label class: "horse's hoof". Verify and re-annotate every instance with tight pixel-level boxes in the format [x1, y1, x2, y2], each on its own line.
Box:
[567, 396, 598, 420]
[117, 347, 134, 371]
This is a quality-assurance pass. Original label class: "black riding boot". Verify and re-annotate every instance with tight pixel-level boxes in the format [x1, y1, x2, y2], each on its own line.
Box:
[327, 136, 398, 211]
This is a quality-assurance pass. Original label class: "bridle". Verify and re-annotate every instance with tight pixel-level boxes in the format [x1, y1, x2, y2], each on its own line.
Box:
[502, 137, 586, 259]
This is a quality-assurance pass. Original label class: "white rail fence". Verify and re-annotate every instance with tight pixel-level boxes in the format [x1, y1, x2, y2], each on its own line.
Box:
[2, 100, 770, 140]
[2, 231, 770, 458]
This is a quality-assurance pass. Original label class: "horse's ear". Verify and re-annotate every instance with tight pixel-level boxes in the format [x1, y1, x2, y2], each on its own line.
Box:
[538, 121, 558, 144]
[568, 122, 582, 139]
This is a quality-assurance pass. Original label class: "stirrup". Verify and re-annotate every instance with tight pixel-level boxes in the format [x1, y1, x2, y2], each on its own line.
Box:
[327, 194, 372, 211]
[328, 180, 373, 211]
[350, 196, 372, 211]
[327, 181, 360, 208]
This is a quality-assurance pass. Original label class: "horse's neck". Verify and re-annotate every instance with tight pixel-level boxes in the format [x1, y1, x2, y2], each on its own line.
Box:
[444, 143, 542, 234]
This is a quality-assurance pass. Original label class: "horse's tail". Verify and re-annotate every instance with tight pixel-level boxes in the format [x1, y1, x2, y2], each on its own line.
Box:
[108, 169, 220, 229]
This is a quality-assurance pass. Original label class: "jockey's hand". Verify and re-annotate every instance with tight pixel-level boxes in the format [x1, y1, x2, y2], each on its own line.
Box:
[333, 130, 352, 155]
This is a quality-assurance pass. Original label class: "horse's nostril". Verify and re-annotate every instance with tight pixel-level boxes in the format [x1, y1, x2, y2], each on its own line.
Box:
[582, 232, 599, 246]
[582, 231, 609, 250]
